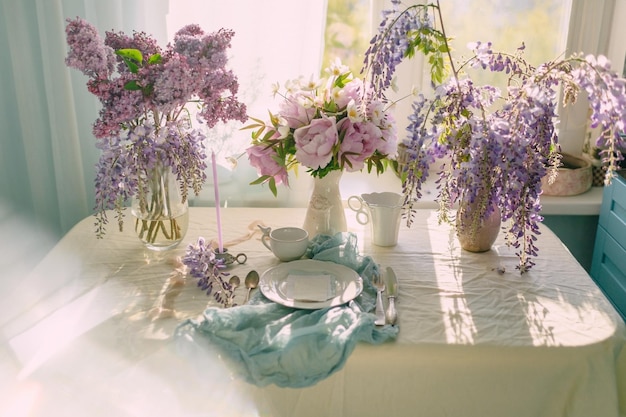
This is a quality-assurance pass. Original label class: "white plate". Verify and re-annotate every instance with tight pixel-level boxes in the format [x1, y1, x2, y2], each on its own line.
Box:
[259, 259, 363, 309]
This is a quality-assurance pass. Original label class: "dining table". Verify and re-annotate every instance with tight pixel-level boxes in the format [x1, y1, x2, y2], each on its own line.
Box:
[1, 207, 625, 417]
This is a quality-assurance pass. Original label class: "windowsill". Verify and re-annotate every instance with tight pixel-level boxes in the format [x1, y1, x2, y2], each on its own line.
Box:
[538, 187, 603, 216]
[342, 171, 604, 216]
[410, 185, 603, 216]
[194, 167, 604, 216]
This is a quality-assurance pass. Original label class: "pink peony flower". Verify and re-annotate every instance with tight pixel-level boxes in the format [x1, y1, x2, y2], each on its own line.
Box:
[338, 120, 383, 171]
[245, 59, 398, 194]
[334, 78, 363, 109]
[279, 93, 316, 129]
[294, 116, 339, 170]
[246, 144, 289, 186]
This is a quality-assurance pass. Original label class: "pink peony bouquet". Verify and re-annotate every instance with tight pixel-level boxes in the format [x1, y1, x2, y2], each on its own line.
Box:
[244, 59, 397, 195]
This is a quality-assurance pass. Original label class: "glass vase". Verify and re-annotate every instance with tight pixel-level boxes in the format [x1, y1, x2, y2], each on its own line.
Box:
[302, 170, 347, 238]
[131, 165, 189, 251]
[456, 199, 501, 252]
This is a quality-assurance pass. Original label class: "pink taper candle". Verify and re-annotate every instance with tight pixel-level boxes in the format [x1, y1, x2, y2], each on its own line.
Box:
[211, 152, 224, 253]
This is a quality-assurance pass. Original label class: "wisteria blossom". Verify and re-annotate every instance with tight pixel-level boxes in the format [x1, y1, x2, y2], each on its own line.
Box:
[244, 59, 397, 196]
[65, 18, 247, 236]
[183, 237, 235, 307]
[363, 0, 626, 272]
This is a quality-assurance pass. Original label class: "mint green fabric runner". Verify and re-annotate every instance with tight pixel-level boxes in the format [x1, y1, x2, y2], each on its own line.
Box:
[175, 233, 398, 388]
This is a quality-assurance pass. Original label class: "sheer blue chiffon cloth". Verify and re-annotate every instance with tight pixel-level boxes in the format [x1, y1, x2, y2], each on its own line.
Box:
[175, 232, 398, 388]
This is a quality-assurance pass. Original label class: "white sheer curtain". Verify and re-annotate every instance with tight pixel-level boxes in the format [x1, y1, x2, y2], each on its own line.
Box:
[0, 0, 168, 245]
[0, 0, 327, 251]
[559, 0, 617, 154]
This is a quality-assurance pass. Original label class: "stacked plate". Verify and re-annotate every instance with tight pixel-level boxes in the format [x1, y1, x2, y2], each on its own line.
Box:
[259, 260, 363, 309]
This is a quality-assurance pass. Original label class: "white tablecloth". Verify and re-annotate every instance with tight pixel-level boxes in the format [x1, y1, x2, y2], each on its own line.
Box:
[1, 208, 625, 417]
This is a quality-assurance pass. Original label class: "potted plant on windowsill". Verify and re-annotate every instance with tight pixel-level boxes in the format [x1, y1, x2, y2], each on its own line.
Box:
[362, 0, 626, 272]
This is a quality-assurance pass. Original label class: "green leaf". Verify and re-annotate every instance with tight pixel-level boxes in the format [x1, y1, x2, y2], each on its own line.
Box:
[241, 117, 267, 130]
[240, 123, 263, 131]
[269, 178, 278, 197]
[250, 176, 269, 185]
[335, 72, 351, 88]
[124, 60, 139, 74]
[116, 48, 143, 64]
[123, 80, 142, 91]
[261, 129, 278, 142]
[148, 53, 162, 65]
[251, 127, 265, 140]
[116, 49, 143, 73]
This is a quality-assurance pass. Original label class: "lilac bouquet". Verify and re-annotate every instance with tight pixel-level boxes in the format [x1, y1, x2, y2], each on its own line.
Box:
[244, 59, 397, 196]
[364, 0, 626, 272]
[65, 18, 247, 238]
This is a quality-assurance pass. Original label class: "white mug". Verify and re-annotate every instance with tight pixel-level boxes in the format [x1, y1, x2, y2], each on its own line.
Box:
[259, 225, 309, 261]
[348, 192, 404, 246]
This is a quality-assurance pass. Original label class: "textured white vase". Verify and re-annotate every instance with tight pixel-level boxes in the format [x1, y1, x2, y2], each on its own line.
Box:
[302, 170, 347, 238]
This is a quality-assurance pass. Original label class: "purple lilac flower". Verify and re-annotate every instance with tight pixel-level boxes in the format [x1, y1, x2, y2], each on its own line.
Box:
[89, 77, 144, 138]
[173, 27, 248, 128]
[65, 17, 247, 237]
[65, 18, 115, 78]
[150, 53, 194, 111]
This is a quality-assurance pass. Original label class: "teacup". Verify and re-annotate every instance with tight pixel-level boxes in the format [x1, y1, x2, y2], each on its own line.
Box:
[259, 225, 309, 262]
[348, 192, 404, 246]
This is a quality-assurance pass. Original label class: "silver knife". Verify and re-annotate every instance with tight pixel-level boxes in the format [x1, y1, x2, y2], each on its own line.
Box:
[385, 266, 398, 325]
[373, 271, 386, 326]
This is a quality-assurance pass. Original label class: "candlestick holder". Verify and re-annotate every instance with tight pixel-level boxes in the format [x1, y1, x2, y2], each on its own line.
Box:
[215, 247, 247, 267]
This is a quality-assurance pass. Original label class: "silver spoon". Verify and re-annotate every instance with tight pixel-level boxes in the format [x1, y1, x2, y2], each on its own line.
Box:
[244, 270, 259, 303]
[228, 275, 240, 307]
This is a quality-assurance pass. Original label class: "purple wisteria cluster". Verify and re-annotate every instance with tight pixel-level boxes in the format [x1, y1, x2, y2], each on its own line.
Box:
[65, 18, 247, 235]
[364, 1, 626, 272]
[362, 1, 438, 95]
[244, 59, 397, 196]
[183, 237, 235, 307]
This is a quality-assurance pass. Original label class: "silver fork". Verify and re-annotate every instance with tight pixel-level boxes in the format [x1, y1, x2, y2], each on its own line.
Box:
[372, 271, 386, 326]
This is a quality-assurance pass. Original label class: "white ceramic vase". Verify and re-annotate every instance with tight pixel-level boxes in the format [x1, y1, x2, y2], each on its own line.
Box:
[302, 170, 347, 238]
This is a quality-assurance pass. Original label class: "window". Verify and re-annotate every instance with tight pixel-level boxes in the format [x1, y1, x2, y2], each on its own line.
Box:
[322, 0, 371, 74]
[167, 0, 620, 208]
[167, 0, 327, 207]
[380, 0, 573, 146]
